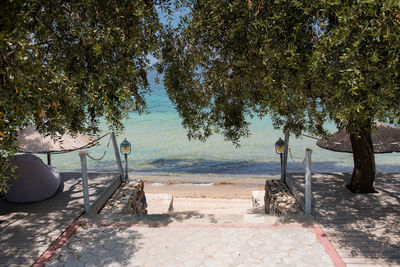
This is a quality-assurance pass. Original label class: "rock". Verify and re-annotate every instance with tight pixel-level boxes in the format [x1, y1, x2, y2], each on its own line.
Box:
[251, 190, 265, 208]
[264, 180, 302, 215]
[100, 180, 147, 214]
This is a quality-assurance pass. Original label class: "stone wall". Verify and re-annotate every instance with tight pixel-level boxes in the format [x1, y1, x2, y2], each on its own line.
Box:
[100, 180, 147, 214]
[264, 180, 302, 214]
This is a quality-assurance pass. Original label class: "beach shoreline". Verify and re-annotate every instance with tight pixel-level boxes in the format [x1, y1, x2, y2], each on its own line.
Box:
[137, 173, 268, 200]
[132, 172, 277, 184]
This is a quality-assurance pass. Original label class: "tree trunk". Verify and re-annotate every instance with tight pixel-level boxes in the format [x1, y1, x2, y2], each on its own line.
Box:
[348, 130, 376, 193]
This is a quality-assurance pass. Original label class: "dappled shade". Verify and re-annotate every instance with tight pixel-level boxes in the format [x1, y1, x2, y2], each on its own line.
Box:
[316, 123, 400, 154]
[17, 125, 97, 153]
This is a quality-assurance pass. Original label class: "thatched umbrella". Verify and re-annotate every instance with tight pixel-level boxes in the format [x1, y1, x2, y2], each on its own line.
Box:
[316, 122, 400, 153]
[17, 125, 97, 165]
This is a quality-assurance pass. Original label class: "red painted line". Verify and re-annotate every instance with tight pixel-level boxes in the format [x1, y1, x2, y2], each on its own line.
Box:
[313, 224, 346, 267]
[32, 221, 81, 267]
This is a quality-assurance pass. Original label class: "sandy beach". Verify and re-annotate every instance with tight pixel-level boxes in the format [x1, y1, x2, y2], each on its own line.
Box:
[144, 183, 264, 199]
[139, 173, 268, 198]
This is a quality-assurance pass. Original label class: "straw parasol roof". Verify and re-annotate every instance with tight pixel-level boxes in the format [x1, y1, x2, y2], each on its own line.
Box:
[17, 125, 97, 153]
[316, 122, 400, 154]
[16, 125, 98, 165]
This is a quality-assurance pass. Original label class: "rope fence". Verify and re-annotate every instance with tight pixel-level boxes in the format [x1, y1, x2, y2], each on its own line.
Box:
[45, 132, 112, 154]
[300, 133, 321, 141]
[83, 134, 112, 161]
[288, 147, 306, 167]
[285, 132, 325, 167]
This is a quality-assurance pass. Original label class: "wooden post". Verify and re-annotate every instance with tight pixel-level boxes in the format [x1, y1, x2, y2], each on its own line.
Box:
[79, 151, 91, 214]
[47, 152, 51, 166]
[282, 131, 290, 183]
[111, 132, 125, 182]
[305, 148, 312, 214]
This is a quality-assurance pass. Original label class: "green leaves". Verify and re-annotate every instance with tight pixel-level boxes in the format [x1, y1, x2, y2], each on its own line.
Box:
[0, 0, 171, 193]
[161, 0, 400, 144]
[2, 0, 399, 192]
[161, 0, 319, 142]
[313, 1, 400, 131]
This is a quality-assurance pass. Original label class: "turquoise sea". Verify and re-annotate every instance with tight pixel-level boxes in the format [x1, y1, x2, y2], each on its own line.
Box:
[44, 72, 400, 177]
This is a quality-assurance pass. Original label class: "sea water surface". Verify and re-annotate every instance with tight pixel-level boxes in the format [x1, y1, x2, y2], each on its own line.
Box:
[46, 72, 400, 177]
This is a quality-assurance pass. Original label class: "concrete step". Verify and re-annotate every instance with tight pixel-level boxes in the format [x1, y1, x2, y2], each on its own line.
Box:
[145, 193, 174, 214]
[171, 197, 254, 215]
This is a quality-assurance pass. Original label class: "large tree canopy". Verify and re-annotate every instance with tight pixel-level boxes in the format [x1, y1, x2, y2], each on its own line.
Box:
[160, 0, 400, 192]
[0, 0, 172, 193]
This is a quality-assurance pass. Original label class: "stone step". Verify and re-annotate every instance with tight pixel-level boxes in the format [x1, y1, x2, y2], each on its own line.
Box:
[145, 193, 174, 214]
[81, 213, 315, 226]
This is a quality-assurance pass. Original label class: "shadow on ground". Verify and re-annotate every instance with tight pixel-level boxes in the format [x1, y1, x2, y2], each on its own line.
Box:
[0, 172, 116, 215]
[0, 172, 117, 266]
[84, 211, 216, 228]
[290, 173, 400, 265]
[46, 224, 145, 266]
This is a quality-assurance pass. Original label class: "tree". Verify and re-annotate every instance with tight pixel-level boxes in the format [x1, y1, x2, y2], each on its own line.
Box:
[159, 0, 400, 193]
[0, 0, 172, 193]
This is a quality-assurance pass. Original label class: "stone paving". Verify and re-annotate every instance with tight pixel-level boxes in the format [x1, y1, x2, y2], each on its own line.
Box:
[43, 214, 336, 267]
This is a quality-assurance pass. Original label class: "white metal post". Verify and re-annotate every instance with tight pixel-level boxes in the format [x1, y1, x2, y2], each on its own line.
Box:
[282, 131, 290, 183]
[305, 148, 312, 214]
[111, 132, 126, 182]
[79, 151, 91, 214]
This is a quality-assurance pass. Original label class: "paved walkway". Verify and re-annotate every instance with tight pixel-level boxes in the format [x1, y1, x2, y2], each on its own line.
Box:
[0, 172, 118, 266]
[288, 173, 400, 266]
[7, 172, 398, 266]
[39, 213, 339, 267]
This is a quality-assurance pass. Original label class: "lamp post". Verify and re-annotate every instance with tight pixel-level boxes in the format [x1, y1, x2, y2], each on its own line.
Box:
[120, 138, 132, 181]
[275, 137, 285, 182]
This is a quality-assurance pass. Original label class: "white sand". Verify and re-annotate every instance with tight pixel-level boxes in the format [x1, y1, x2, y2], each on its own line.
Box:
[171, 197, 254, 214]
